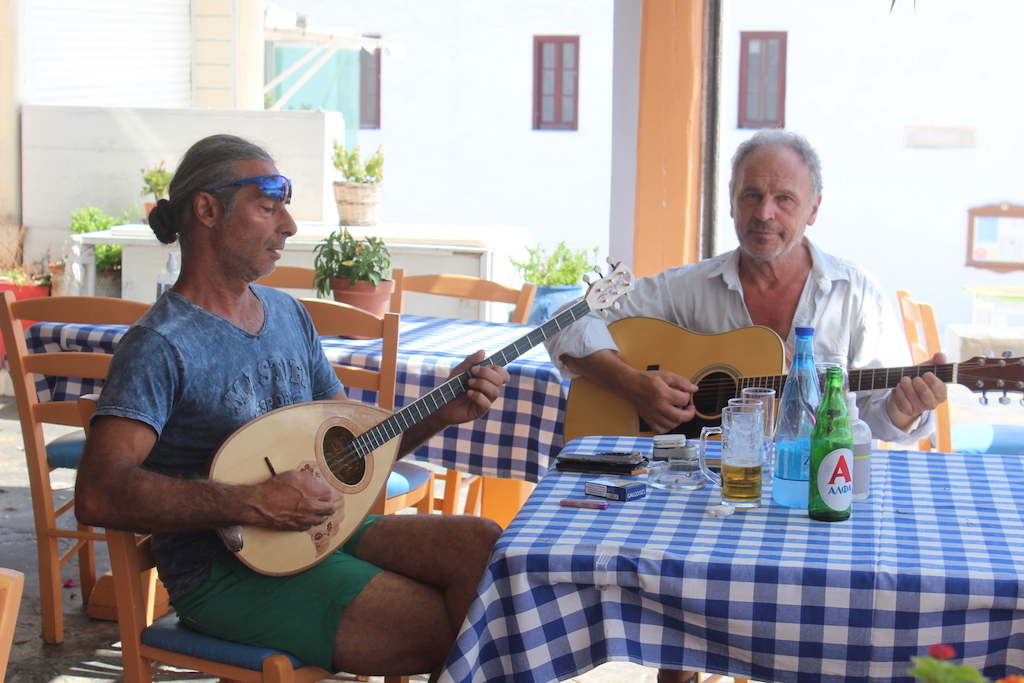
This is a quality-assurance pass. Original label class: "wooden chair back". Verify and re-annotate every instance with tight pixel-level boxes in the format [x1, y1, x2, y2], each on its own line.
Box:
[0, 568, 24, 683]
[0, 292, 149, 644]
[254, 266, 317, 293]
[896, 290, 953, 452]
[298, 298, 433, 515]
[390, 269, 537, 325]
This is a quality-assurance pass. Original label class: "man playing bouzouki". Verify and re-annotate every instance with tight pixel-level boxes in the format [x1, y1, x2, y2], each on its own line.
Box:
[75, 134, 509, 682]
[547, 128, 946, 448]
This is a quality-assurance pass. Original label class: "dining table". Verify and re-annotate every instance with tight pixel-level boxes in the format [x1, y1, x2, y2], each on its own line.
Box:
[25, 313, 568, 525]
[439, 435, 1024, 683]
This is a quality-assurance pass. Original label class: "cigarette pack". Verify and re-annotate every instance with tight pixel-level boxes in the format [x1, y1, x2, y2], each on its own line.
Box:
[584, 477, 647, 502]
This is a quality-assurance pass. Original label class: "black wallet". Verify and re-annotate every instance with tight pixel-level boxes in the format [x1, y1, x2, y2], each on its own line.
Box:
[554, 451, 649, 475]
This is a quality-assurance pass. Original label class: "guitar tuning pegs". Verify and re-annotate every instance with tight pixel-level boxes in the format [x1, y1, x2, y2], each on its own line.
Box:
[979, 394, 990, 406]
[1003, 350, 1014, 358]
[599, 310, 609, 318]
[983, 349, 994, 358]
[1000, 394, 1011, 405]
[582, 273, 592, 284]
[612, 302, 621, 310]
[605, 256, 614, 265]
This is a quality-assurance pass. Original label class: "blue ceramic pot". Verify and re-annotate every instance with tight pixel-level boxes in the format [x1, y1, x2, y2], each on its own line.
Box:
[527, 284, 586, 326]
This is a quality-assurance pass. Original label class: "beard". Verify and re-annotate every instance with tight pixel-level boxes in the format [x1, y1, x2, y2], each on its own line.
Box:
[737, 223, 800, 263]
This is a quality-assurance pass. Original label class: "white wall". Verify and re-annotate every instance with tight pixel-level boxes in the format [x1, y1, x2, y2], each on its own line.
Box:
[266, 0, 616, 270]
[20, 105, 342, 265]
[719, 0, 1024, 337]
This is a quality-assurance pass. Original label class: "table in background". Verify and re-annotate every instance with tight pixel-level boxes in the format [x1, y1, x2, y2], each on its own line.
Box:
[964, 284, 1024, 325]
[441, 435, 1024, 683]
[26, 314, 567, 524]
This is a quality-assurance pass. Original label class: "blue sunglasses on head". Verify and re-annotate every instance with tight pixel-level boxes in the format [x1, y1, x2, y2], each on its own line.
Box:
[203, 174, 292, 204]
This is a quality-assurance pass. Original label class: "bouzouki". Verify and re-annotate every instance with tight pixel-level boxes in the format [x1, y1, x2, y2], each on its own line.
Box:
[208, 262, 635, 576]
[564, 317, 1024, 441]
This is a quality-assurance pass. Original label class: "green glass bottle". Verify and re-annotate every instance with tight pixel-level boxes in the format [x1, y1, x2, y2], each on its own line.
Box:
[808, 366, 853, 521]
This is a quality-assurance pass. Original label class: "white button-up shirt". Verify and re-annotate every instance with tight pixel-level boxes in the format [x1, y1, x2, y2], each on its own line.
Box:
[545, 240, 933, 444]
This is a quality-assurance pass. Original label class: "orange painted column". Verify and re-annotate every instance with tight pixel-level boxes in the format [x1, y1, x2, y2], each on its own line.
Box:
[633, 0, 706, 276]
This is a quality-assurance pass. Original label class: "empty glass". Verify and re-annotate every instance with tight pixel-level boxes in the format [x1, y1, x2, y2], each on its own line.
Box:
[739, 387, 777, 484]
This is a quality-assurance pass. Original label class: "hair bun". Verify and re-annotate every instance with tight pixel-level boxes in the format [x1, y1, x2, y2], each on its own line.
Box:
[148, 199, 178, 244]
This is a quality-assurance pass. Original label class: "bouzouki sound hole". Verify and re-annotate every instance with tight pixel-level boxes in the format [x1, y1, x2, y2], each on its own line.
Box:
[322, 425, 366, 486]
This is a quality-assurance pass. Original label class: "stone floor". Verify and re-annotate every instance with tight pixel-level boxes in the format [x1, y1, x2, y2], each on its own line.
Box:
[3, 383, 1021, 683]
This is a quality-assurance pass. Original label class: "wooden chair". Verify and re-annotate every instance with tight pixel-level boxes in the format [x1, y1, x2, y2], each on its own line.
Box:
[896, 290, 1024, 454]
[299, 298, 435, 515]
[0, 292, 150, 644]
[254, 266, 317, 293]
[390, 268, 537, 325]
[0, 568, 24, 683]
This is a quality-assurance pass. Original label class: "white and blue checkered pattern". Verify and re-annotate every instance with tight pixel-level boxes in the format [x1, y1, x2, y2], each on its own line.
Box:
[440, 435, 1024, 683]
[25, 314, 566, 481]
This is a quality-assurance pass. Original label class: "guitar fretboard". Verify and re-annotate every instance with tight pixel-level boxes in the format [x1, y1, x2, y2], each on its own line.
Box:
[735, 363, 957, 395]
[347, 298, 593, 460]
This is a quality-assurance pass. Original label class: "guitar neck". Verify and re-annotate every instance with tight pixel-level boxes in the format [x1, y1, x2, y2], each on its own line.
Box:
[350, 299, 593, 458]
[742, 363, 958, 395]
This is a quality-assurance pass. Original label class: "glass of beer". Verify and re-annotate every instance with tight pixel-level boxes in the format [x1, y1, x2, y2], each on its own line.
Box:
[698, 404, 764, 509]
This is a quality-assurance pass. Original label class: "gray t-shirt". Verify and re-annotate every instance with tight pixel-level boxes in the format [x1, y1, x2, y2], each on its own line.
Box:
[95, 285, 343, 599]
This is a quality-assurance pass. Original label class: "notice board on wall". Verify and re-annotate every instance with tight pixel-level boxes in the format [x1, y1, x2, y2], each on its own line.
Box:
[967, 203, 1024, 272]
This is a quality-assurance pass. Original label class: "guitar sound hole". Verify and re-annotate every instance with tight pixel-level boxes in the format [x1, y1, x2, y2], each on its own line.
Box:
[322, 425, 366, 486]
[693, 371, 738, 420]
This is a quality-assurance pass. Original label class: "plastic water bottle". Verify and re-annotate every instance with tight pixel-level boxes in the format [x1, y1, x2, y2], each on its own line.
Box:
[156, 252, 180, 300]
[846, 392, 872, 502]
[772, 325, 820, 508]
[809, 366, 853, 522]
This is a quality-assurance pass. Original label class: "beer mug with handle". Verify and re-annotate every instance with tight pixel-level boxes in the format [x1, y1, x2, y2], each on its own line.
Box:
[699, 404, 764, 509]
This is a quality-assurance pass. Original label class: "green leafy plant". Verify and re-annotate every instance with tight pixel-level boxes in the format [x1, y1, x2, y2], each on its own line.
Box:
[69, 206, 137, 273]
[312, 228, 392, 296]
[332, 141, 384, 183]
[0, 266, 48, 287]
[511, 241, 599, 286]
[141, 161, 173, 201]
[908, 644, 1000, 683]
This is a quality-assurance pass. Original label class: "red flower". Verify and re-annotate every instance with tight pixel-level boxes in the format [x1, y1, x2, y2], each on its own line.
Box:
[928, 643, 957, 661]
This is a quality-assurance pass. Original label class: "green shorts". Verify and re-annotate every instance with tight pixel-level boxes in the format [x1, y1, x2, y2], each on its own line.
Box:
[172, 515, 382, 672]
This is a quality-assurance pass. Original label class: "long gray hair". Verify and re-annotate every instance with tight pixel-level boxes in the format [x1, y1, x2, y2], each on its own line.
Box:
[148, 134, 274, 248]
[728, 129, 823, 199]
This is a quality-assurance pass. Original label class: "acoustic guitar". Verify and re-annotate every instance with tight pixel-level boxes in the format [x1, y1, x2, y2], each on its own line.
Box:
[208, 262, 635, 576]
[563, 317, 1024, 441]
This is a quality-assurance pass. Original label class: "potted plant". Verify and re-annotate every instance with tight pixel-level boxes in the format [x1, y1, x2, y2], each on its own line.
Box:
[141, 161, 174, 221]
[68, 205, 136, 298]
[511, 241, 599, 325]
[312, 227, 394, 319]
[331, 141, 384, 226]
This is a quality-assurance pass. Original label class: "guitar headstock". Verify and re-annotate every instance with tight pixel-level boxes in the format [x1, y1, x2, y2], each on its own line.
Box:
[958, 356, 1024, 400]
[583, 259, 635, 313]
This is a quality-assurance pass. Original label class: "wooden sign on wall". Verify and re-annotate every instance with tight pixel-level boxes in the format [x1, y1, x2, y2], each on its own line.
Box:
[967, 203, 1024, 272]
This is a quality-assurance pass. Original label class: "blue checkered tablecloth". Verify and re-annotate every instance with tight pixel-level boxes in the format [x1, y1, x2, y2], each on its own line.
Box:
[25, 314, 565, 481]
[440, 435, 1024, 683]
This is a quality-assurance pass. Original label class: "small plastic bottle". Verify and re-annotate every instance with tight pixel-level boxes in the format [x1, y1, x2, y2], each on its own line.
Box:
[773, 326, 820, 508]
[846, 392, 872, 502]
[156, 252, 180, 300]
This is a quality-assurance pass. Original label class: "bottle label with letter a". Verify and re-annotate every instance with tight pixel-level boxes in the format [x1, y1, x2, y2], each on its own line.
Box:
[816, 448, 853, 511]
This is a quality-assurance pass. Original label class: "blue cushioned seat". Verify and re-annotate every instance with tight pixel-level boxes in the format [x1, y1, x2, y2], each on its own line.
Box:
[949, 424, 1024, 455]
[45, 430, 86, 469]
[142, 614, 308, 670]
[386, 460, 433, 497]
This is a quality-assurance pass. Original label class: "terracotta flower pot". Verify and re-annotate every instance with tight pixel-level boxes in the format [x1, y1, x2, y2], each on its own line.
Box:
[330, 278, 396, 332]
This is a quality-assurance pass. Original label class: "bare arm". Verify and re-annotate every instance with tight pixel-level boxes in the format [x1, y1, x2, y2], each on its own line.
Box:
[74, 415, 335, 534]
[396, 349, 510, 455]
[885, 351, 949, 432]
[560, 349, 699, 435]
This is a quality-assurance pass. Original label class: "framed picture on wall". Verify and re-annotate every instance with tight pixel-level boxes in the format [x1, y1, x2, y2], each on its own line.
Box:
[967, 203, 1024, 272]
